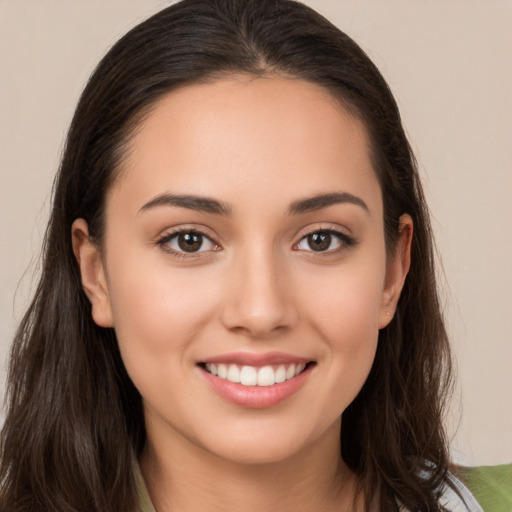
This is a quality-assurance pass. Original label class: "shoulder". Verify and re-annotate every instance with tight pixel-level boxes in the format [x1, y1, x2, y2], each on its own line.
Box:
[136, 465, 157, 512]
[456, 463, 512, 512]
[436, 472, 484, 512]
[398, 468, 484, 512]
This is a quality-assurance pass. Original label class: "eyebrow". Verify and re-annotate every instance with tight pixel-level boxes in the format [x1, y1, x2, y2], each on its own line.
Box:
[138, 191, 368, 216]
[139, 193, 232, 215]
[288, 192, 369, 215]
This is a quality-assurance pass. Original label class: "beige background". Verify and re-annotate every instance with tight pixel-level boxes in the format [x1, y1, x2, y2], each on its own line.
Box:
[1, 1, 510, 466]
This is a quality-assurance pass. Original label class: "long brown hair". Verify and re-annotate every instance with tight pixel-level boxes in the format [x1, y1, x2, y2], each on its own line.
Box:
[1, 1, 453, 510]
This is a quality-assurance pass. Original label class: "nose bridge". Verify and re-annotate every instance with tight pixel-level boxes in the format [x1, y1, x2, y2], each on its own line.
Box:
[220, 239, 297, 338]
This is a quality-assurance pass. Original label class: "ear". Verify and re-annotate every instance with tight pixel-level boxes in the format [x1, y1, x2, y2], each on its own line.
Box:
[71, 219, 114, 328]
[378, 214, 413, 329]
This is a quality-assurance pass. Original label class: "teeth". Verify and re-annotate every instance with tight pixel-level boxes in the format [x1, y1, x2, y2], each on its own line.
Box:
[275, 365, 286, 383]
[240, 366, 257, 385]
[217, 364, 227, 379]
[204, 362, 307, 386]
[227, 364, 241, 383]
[257, 366, 274, 387]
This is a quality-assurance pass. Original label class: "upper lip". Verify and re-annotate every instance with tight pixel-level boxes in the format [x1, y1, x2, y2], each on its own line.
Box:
[199, 351, 313, 367]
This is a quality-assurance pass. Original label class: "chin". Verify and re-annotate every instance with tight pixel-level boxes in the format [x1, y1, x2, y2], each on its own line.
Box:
[205, 436, 309, 466]
[195, 415, 341, 467]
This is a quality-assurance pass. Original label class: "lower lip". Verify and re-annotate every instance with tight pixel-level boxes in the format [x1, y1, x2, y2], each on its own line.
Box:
[199, 364, 314, 409]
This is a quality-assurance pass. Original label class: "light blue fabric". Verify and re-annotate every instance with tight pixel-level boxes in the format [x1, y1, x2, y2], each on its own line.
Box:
[437, 472, 484, 512]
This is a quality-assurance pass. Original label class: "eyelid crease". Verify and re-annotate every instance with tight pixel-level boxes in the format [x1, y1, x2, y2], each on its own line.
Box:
[153, 223, 221, 244]
[293, 222, 355, 242]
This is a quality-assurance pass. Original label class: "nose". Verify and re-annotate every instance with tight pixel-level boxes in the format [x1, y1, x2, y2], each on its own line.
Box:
[220, 246, 298, 339]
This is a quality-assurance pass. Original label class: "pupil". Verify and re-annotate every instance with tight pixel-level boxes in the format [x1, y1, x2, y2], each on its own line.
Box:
[308, 232, 331, 251]
[178, 232, 202, 252]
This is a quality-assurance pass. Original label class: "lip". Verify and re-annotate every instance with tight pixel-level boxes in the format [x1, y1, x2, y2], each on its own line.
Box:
[200, 351, 312, 367]
[198, 353, 315, 409]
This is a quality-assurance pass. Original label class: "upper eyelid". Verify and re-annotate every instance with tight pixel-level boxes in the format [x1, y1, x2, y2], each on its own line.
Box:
[293, 226, 357, 251]
[294, 223, 353, 240]
[154, 224, 354, 248]
[156, 225, 220, 243]
[297, 229, 353, 244]
[156, 229, 220, 258]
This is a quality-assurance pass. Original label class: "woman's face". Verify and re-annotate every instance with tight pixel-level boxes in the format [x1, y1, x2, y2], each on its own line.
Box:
[74, 76, 410, 465]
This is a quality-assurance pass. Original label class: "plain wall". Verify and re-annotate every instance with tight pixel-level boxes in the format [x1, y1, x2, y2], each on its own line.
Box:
[1, 0, 510, 466]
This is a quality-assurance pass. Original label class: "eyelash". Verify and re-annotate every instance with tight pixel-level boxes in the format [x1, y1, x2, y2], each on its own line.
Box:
[155, 227, 356, 258]
[156, 228, 220, 258]
[294, 228, 357, 254]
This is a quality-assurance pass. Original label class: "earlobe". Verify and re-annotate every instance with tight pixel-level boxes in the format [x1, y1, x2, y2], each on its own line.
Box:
[378, 214, 413, 329]
[71, 219, 114, 328]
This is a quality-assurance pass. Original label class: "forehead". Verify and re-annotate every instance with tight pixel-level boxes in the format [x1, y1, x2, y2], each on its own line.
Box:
[112, 76, 381, 216]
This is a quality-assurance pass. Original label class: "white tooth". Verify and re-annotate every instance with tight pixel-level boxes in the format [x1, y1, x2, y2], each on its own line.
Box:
[275, 365, 286, 383]
[240, 366, 257, 386]
[208, 363, 218, 376]
[217, 364, 228, 379]
[257, 366, 276, 387]
[286, 364, 296, 380]
[295, 363, 306, 376]
[227, 364, 241, 383]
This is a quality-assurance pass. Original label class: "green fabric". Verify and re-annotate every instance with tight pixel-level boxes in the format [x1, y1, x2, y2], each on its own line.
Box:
[137, 468, 157, 512]
[460, 464, 512, 512]
[135, 463, 512, 511]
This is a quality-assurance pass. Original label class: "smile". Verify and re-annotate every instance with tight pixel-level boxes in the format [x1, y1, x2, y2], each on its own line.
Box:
[204, 363, 307, 387]
[198, 355, 315, 408]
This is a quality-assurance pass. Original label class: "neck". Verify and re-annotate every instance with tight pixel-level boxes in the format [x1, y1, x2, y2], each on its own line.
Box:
[139, 418, 362, 512]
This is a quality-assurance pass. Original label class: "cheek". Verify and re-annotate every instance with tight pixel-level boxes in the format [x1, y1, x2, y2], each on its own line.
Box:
[299, 256, 385, 401]
[303, 258, 385, 344]
[105, 258, 221, 372]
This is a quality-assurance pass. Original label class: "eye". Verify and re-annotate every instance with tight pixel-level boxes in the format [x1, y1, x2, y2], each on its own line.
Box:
[158, 230, 219, 255]
[295, 230, 354, 253]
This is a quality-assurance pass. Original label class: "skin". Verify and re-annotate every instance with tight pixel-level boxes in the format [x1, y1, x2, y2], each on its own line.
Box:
[73, 75, 412, 512]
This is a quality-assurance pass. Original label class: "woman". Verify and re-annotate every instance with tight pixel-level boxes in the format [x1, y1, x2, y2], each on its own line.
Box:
[0, 0, 483, 510]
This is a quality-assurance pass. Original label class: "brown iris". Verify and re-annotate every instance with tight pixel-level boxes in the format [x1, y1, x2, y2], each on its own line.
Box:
[177, 232, 203, 252]
[307, 232, 332, 251]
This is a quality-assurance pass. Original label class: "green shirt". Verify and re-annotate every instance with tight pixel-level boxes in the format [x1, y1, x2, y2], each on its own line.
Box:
[458, 464, 512, 512]
[137, 468, 157, 512]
